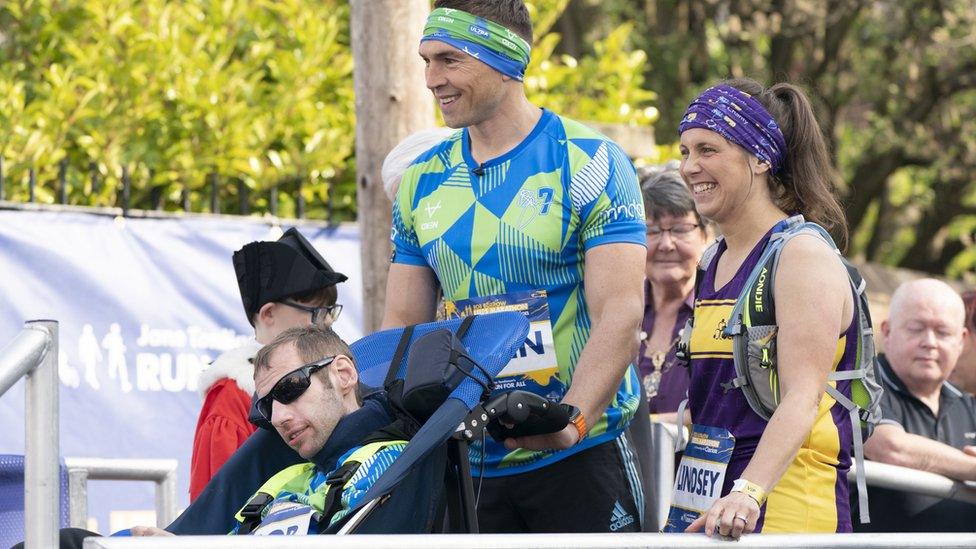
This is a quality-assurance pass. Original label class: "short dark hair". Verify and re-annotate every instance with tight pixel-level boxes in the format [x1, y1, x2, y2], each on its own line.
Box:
[639, 164, 706, 231]
[250, 284, 338, 325]
[433, 0, 533, 43]
[289, 284, 338, 307]
[254, 325, 360, 402]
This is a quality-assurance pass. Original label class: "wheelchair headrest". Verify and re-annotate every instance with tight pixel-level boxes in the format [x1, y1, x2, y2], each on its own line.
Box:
[391, 328, 492, 424]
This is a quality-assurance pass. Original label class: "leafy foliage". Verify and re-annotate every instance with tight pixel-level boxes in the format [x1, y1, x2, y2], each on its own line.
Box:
[0, 0, 661, 218]
[526, 0, 658, 127]
[0, 0, 355, 219]
[575, 0, 976, 279]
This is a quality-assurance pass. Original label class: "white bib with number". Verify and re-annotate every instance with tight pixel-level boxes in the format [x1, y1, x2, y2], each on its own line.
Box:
[664, 424, 736, 533]
[251, 502, 317, 536]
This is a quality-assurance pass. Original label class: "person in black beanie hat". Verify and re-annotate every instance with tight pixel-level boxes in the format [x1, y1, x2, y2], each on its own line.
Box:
[188, 227, 348, 501]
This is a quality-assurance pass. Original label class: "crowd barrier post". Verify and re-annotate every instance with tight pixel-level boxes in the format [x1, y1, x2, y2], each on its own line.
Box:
[0, 320, 60, 549]
[65, 458, 180, 528]
[647, 421, 678, 530]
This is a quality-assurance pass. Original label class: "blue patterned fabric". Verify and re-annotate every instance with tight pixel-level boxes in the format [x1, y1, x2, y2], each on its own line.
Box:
[422, 7, 532, 80]
[332, 443, 408, 524]
[0, 454, 69, 548]
[391, 111, 646, 474]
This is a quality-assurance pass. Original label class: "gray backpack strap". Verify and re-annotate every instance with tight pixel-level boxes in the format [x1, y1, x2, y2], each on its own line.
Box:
[848, 268, 884, 433]
[698, 239, 721, 272]
[828, 370, 866, 381]
[719, 375, 749, 393]
[825, 384, 870, 524]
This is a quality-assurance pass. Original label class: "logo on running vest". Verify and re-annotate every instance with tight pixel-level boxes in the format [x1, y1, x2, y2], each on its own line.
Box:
[515, 187, 554, 229]
[713, 318, 727, 340]
[600, 201, 643, 223]
[753, 266, 768, 313]
[424, 200, 442, 218]
[609, 500, 634, 531]
[421, 200, 442, 231]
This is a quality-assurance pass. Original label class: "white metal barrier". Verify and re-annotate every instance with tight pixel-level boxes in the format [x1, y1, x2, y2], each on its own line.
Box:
[65, 457, 180, 528]
[851, 459, 976, 505]
[0, 320, 59, 549]
[82, 532, 976, 548]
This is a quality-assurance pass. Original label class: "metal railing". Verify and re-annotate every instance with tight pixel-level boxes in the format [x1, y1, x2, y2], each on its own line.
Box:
[81, 532, 976, 548]
[0, 158, 333, 220]
[65, 458, 180, 528]
[850, 459, 976, 504]
[0, 320, 60, 549]
[646, 421, 679, 531]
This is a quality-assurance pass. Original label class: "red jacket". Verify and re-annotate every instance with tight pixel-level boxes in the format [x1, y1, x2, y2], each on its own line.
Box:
[189, 340, 261, 501]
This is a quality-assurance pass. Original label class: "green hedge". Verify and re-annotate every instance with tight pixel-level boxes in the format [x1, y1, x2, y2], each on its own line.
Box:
[0, 0, 658, 219]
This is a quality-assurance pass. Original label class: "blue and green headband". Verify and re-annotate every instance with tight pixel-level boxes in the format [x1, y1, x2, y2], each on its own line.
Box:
[421, 7, 532, 81]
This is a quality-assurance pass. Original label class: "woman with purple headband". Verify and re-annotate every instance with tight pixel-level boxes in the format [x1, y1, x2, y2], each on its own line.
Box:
[675, 79, 855, 538]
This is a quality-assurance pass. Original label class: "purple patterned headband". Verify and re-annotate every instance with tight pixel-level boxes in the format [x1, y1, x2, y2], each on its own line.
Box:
[678, 84, 787, 173]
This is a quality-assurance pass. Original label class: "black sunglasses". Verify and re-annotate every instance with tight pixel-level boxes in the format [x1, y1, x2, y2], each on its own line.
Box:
[279, 300, 343, 325]
[255, 355, 337, 421]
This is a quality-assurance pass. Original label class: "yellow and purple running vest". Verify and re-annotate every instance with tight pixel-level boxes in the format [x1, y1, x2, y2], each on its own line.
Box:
[688, 228, 855, 533]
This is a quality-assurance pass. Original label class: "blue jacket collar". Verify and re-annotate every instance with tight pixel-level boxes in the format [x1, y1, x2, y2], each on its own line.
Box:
[311, 392, 394, 472]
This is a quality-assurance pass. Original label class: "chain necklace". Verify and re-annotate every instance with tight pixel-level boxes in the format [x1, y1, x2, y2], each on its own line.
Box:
[640, 331, 680, 399]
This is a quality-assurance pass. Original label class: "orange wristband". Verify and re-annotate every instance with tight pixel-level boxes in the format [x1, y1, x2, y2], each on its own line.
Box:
[569, 409, 587, 443]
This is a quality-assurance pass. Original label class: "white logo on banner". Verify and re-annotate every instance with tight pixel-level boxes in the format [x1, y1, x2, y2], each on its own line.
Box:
[103, 323, 132, 392]
[62, 322, 249, 393]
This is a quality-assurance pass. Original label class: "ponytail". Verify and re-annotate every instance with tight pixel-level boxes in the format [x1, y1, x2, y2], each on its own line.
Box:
[723, 78, 849, 250]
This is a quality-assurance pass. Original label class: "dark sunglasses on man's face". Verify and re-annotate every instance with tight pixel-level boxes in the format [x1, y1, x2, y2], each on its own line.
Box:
[255, 355, 337, 422]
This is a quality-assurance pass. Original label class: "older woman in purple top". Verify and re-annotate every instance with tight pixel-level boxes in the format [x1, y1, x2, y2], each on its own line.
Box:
[637, 166, 709, 421]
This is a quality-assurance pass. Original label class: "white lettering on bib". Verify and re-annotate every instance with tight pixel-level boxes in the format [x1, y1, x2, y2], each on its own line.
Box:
[664, 424, 735, 533]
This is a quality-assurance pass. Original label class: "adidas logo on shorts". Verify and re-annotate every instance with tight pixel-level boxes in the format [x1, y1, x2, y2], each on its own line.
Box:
[609, 500, 634, 531]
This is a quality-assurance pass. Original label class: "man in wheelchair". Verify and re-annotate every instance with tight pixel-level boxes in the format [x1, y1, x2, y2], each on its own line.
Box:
[150, 317, 533, 537]
[21, 325, 408, 546]
[228, 325, 407, 535]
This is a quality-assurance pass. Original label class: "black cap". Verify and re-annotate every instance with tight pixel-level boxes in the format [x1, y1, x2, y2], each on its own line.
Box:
[233, 227, 348, 325]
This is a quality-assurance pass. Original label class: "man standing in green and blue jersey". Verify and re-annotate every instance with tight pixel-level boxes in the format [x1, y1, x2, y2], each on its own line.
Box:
[382, 0, 647, 533]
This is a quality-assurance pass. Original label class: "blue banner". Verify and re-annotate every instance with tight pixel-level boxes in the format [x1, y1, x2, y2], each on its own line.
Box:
[0, 209, 364, 534]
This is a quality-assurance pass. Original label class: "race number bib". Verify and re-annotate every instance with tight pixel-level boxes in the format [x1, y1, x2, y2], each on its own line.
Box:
[663, 424, 735, 533]
[446, 290, 565, 399]
[251, 502, 318, 536]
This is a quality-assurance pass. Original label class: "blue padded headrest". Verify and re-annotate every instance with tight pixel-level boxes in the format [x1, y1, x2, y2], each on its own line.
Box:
[350, 312, 528, 389]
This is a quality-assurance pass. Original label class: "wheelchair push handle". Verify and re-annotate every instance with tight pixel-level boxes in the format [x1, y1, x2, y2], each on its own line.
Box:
[484, 390, 570, 441]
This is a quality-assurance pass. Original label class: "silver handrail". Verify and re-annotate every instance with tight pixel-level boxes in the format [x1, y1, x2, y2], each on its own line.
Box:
[81, 532, 976, 548]
[0, 320, 59, 549]
[850, 460, 976, 504]
[65, 457, 180, 528]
